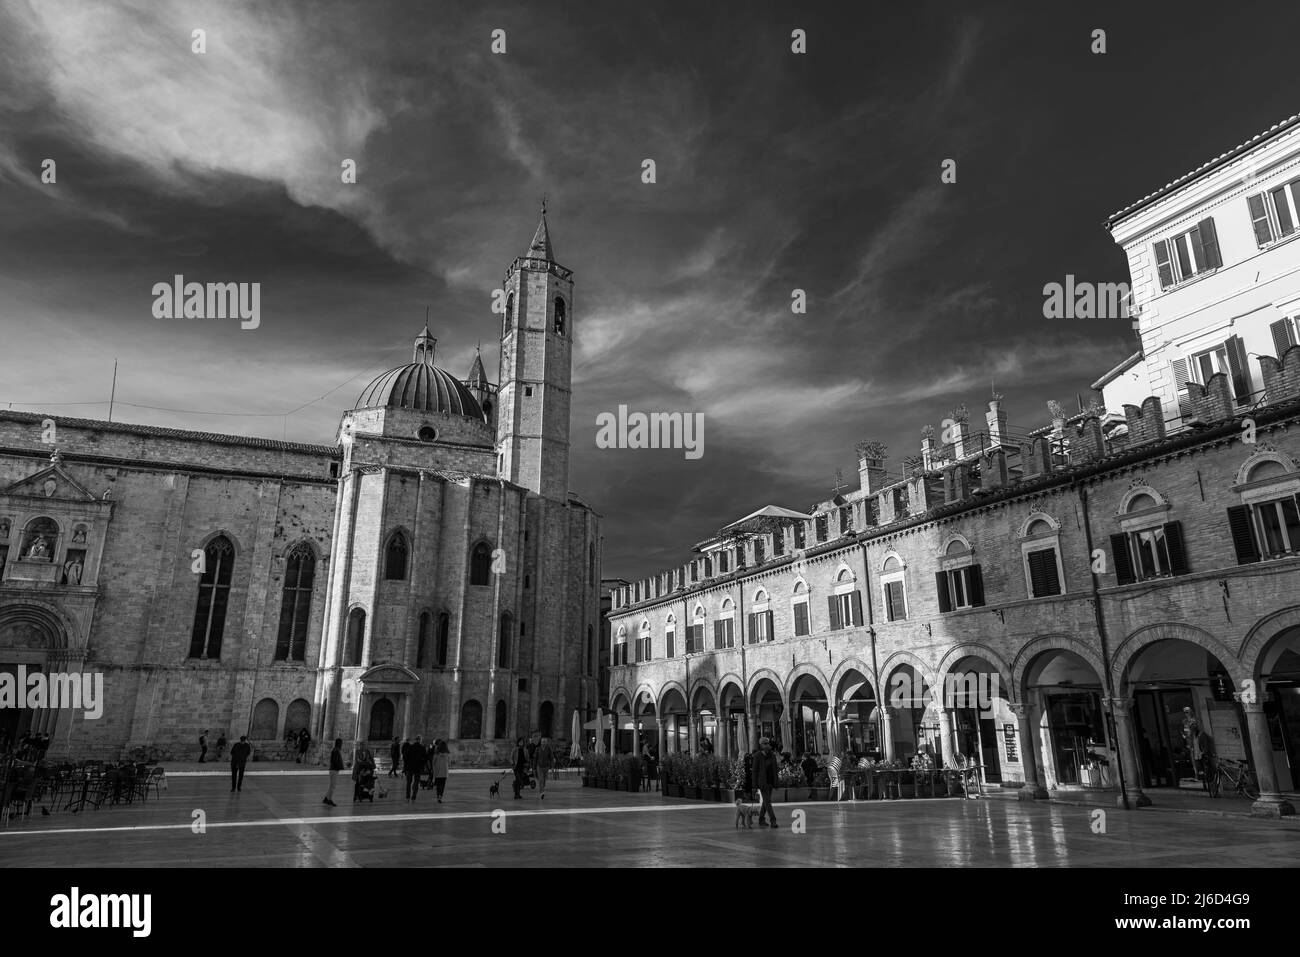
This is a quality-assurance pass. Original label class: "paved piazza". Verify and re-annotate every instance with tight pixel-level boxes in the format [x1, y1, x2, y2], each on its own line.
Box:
[2, 770, 1295, 868]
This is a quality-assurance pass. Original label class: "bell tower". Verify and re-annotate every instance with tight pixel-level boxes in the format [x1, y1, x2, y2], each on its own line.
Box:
[497, 201, 572, 500]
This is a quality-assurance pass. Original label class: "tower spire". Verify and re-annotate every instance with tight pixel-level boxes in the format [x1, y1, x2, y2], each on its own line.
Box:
[526, 198, 553, 261]
[414, 323, 436, 364]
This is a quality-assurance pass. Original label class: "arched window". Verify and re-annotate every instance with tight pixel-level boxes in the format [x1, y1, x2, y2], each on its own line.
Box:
[385, 531, 408, 580]
[554, 297, 567, 336]
[190, 535, 235, 659]
[345, 608, 366, 666]
[20, 516, 58, 561]
[460, 699, 483, 739]
[539, 701, 554, 737]
[503, 293, 514, 336]
[494, 700, 508, 739]
[498, 613, 512, 669]
[436, 612, 450, 666]
[285, 699, 311, 737]
[251, 698, 279, 739]
[1126, 493, 1158, 513]
[275, 543, 315, 661]
[1248, 459, 1288, 483]
[470, 542, 492, 586]
[416, 611, 431, 668]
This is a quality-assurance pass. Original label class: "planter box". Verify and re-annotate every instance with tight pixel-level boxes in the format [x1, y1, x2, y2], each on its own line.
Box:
[688, 786, 703, 800]
[719, 788, 736, 803]
[666, 783, 682, 797]
[809, 787, 829, 801]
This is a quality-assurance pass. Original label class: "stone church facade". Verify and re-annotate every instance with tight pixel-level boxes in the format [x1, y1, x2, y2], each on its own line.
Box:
[0, 212, 601, 765]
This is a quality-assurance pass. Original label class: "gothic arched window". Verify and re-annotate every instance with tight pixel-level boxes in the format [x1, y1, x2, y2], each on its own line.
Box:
[345, 608, 366, 666]
[554, 297, 566, 337]
[416, 611, 431, 668]
[190, 536, 235, 659]
[498, 613, 512, 669]
[436, 612, 450, 666]
[275, 543, 315, 661]
[470, 541, 492, 585]
[503, 293, 514, 336]
[385, 531, 408, 580]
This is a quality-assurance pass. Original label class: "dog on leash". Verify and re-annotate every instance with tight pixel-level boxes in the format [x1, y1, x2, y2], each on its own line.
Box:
[489, 781, 500, 798]
[734, 796, 756, 829]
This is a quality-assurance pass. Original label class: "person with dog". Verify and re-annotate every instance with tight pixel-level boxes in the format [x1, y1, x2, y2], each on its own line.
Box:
[752, 738, 778, 828]
[510, 737, 528, 799]
[402, 736, 426, 801]
[430, 740, 451, 803]
[323, 738, 344, 806]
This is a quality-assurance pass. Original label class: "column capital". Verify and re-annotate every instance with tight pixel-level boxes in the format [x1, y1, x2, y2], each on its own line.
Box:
[1104, 696, 1134, 715]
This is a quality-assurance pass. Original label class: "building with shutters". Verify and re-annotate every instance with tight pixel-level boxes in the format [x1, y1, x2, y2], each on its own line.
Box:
[607, 118, 1300, 817]
[0, 208, 602, 766]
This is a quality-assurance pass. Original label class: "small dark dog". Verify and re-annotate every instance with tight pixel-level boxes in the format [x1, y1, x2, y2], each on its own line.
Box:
[734, 797, 755, 829]
[489, 781, 500, 798]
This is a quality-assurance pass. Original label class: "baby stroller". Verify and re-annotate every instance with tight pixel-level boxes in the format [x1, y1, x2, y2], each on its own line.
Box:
[353, 767, 376, 803]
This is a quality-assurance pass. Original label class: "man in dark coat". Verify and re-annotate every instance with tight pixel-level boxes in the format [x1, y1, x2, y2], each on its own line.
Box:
[389, 737, 402, 777]
[753, 738, 778, 828]
[230, 735, 252, 792]
[402, 736, 426, 800]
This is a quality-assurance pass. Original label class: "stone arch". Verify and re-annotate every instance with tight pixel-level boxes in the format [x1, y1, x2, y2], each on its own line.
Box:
[833, 561, 856, 583]
[938, 532, 973, 556]
[691, 682, 718, 712]
[746, 668, 785, 704]
[1240, 605, 1300, 678]
[879, 650, 937, 689]
[880, 549, 906, 571]
[791, 576, 809, 594]
[0, 600, 73, 655]
[1118, 485, 1167, 515]
[1011, 634, 1106, 700]
[1018, 511, 1060, 538]
[1234, 448, 1299, 486]
[937, 642, 1014, 690]
[632, 682, 657, 711]
[656, 680, 688, 714]
[1112, 622, 1245, 689]
[251, 698, 279, 739]
[284, 698, 311, 735]
[752, 587, 769, 604]
[610, 686, 633, 712]
[829, 657, 878, 701]
[197, 528, 244, 555]
[783, 662, 831, 701]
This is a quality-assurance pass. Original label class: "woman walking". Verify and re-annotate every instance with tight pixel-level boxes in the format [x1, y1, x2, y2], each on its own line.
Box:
[431, 740, 451, 803]
[535, 736, 554, 800]
[323, 738, 344, 806]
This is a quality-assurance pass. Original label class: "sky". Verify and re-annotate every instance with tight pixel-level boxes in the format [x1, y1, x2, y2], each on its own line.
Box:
[2, 0, 1299, 583]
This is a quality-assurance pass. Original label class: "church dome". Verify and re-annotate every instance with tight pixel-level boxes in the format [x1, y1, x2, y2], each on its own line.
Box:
[355, 327, 484, 419]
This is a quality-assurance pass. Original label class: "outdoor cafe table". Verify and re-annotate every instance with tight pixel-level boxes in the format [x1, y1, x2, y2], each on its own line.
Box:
[840, 766, 984, 799]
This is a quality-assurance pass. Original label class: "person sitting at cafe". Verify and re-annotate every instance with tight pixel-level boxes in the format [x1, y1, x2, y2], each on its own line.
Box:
[801, 752, 819, 788]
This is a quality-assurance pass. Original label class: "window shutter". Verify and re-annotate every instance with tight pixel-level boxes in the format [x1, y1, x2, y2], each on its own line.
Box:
[1224, 335, 1250, 402]
[765, 610, 774, 640]
[889, 581, 906, 620]
[667, 631, 674, 657]
[1162, 521, 1188, 576]
[967, 564, 985, 607]
[1195, 218, 1222, 270]
[935, 571, 952, 613]
[1226, 505, 1260, 565]
[1271, 318, 1297, 358]
[713, 620, 723, 649]
[1110, 533, 1136, 586]
[850, 590, 864, 626]
[747, 613, 756, 643]
[1153, 240, 1175, 289]
[828, 595, 841, 630]
[1248, 193, 1274, 247]
[1171, 358, 1192, 416]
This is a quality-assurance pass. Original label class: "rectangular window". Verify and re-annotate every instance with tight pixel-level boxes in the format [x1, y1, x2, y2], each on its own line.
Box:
[1271, 317, 1298, 357]
[754, 538, 765, 564]
[827, 591, 865, 629]
[1112, 522, 1188, 584]
[642, 636, 652, 661]
[687, 623, 704, 654]
[839, 506, 853, 535]
[717, 551, 729, 573]
[1189, 336, 1250, 402]
[1247, 178, 1300, 247]
[793, 601, 810, 636]
[884, 580, 907, 621]
[1025, 548, 1061, 598]
[772, 530, 785, 556]
[935, 565, 985, 612]
[1233, 496, 1300, 560]
[815, 514, 828, 542]
[1152, 218, 1222, 289]
[666, 629, 675, 657]
[793, 523, 806, 549]
[748, 610, 773, 643]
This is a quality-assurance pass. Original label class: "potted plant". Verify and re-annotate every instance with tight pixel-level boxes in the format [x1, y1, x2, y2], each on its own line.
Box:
[719, 758, 737, 804]
[809, 768, 830, 801]
[777, 763, 801, 803]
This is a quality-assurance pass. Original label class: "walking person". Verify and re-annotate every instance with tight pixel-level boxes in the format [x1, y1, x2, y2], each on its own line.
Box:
[753, 738, 778, 828]
[198, 729, 209, 763]
[430, 740, 450, 803]
[402, 736, 426, 801]
[216, 733, 227, 761]
[510, 737, 528, 799]
[297, 728, 311, 764]
[230, 735, 251, 793]
[323, 738, 344, 806]
[389, 737, 402, 778]
[535, 736, 554, 799]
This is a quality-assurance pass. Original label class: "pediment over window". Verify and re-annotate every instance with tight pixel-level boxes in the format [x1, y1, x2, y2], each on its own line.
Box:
[2, 464, 98, 503]
[358, 663, 420, 685]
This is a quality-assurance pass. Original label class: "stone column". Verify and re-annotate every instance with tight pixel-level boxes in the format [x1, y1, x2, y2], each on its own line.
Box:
[937, 709, 956, 767]
[1009, 702, 1048, 799]
[657, 714, 667, 759]
[1105, 696, 1151, 808]
[1242, 700, 1296, 818]
[880, 707, 896, 761]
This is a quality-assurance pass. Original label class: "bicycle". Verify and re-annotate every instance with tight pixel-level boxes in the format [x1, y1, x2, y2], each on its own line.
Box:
[1209, 758, 1259, 800]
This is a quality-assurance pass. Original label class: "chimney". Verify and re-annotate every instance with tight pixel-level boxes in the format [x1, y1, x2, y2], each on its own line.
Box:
[920, 425, 936, 471]
[1258, 344, 1300, 403]
[947, 405, 970, 458]
[1123, 396, 1167, 446]
[944, 462, 972, 503]
[986, 393, 1008, 446]
[1047, 399, 1067, 441]
[855, 441, 889, 494]
[1021, 437, 1053, 478]
[980, 448, 1008, 489]
[1072, 415, 1107, 463]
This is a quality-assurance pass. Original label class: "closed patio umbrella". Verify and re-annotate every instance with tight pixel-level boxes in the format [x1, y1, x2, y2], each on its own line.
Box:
[737, 719, 750, 756]
[570, 711, 582, 760]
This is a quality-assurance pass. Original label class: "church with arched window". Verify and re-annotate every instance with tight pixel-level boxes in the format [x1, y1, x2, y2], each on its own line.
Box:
[0, 209, 602, 765]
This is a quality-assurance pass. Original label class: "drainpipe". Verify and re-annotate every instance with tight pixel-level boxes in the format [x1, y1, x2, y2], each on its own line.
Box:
[1078, 484, 1130, 809]
[860, 541, 883, 754]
